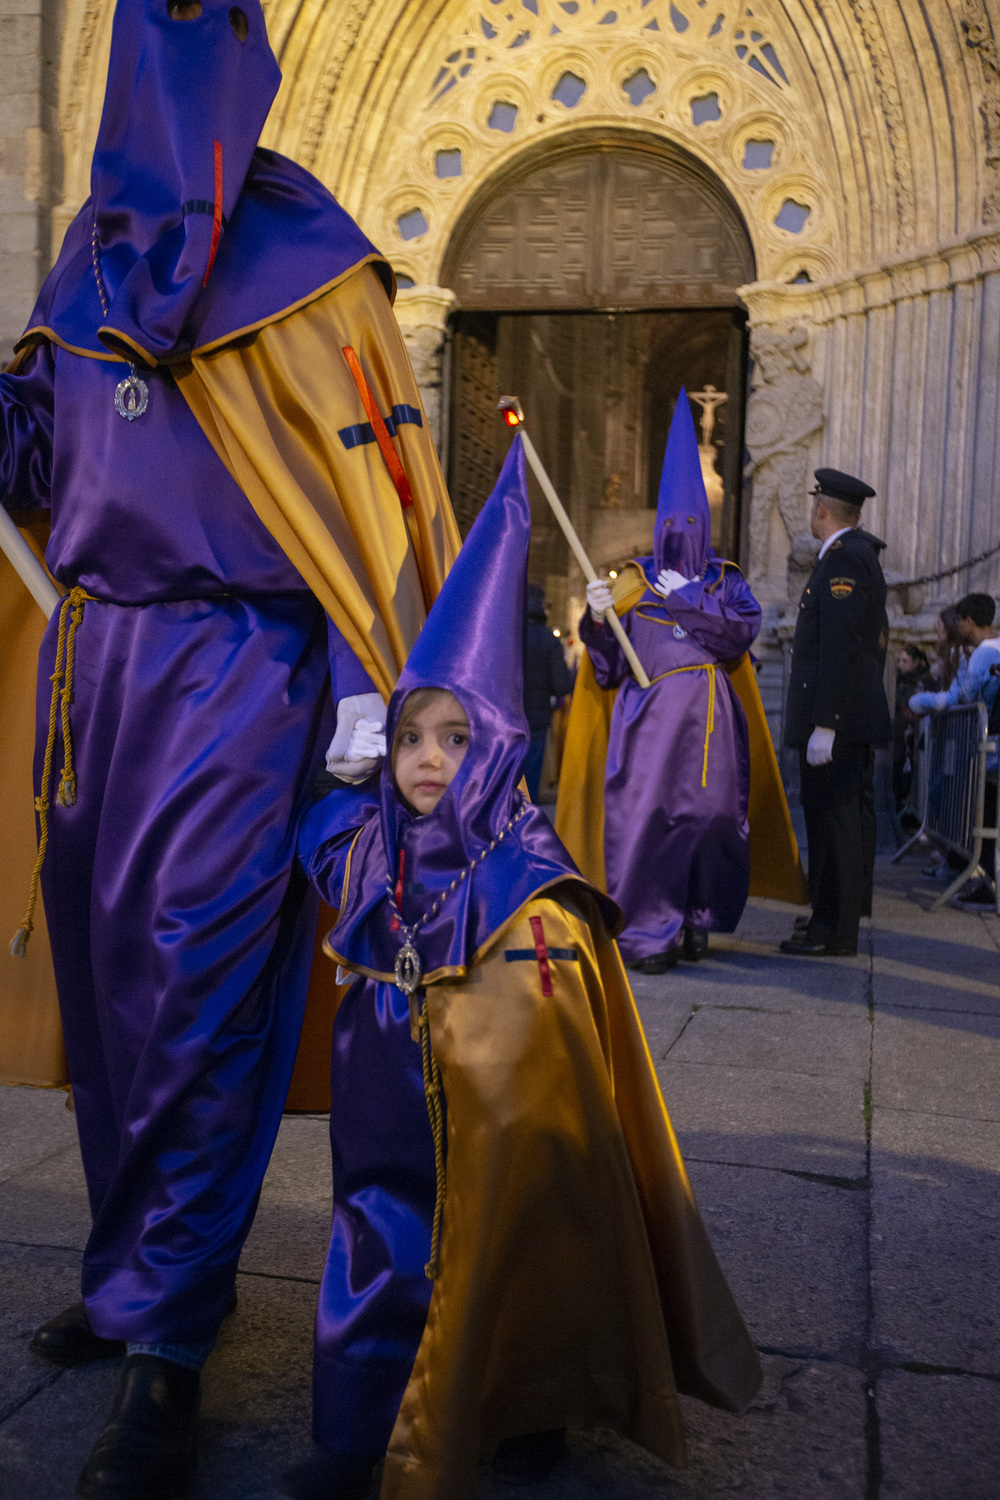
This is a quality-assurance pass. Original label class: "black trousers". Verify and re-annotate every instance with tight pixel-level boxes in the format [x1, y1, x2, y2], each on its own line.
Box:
[799, 744, 876, 950]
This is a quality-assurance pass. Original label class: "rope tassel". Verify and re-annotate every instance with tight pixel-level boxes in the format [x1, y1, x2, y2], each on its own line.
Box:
[10, 586, 89, 957]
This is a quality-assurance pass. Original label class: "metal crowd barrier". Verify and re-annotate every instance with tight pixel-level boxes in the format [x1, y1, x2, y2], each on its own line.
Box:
[893, 702, 999, 911]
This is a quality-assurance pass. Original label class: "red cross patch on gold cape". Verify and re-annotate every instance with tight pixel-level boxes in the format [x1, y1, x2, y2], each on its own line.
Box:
[830, 576, 855, 599]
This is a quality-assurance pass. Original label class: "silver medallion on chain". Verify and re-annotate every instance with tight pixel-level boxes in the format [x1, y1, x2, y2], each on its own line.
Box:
[394, 940, 423, 997]
[114, 366, 149, 422]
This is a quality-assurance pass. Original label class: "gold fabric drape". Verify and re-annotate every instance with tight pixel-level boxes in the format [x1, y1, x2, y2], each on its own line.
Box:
[380, 889, 761, 1500]
[0, 523, 66, 1087]
[175, 264, 461, 702]
[555, 562, 808, 906]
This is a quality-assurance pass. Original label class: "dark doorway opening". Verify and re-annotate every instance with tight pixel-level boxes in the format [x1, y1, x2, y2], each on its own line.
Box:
[448, 306, 748, 633]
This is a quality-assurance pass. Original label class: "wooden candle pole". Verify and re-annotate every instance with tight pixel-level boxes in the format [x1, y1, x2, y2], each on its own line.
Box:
[497, 397, 651, 690]
[0, 507, 60, 619]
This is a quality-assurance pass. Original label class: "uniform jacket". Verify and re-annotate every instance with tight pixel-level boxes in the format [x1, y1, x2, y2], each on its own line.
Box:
[784, 528, 892, 748]
[523, 610, 574, 732]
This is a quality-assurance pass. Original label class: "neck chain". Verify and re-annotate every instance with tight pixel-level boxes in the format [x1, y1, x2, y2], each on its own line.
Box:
[386, 800, 530, 996]
[92, 211, 149, 422]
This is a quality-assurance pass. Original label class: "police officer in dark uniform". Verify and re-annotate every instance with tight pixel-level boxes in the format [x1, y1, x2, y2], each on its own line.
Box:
[780, 469, 892, 957]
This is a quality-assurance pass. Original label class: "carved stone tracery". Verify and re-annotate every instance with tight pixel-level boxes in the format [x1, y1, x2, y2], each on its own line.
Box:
[960, 0, 1000, 223]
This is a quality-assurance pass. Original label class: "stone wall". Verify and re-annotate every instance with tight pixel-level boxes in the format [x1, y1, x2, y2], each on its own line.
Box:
[0, 0, 61, 364]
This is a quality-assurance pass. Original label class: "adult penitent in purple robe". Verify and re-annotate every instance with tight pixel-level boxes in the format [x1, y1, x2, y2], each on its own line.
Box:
[0, 8, 453, 1485]
[580, 394, 761, 967]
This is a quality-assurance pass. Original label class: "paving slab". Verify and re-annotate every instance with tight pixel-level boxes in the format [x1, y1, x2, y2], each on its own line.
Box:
[0, 1143, 91, 1250]
[871, 1106, 1000, 1371]
[669, 1006, 869, 1079]
[685, 1161, 866, 1363]
[0, 1085, 77, 1184]
[658, 947, 872, 1018]
[657, 1061, 867, 1177]
[239, 1115, 332, 1282]
[0, 1243, 83, 1424]
[624, 984, 694, 1059]
[872, 1008, 1000, 1121]
[878, 1369, 1000, 1500]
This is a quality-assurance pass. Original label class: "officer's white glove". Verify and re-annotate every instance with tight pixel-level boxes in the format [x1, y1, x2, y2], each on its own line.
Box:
[654, 568, 691, 597]
[326, 693, 387, 782]
[586, 578, 615, 622]
[806, 726, 836, 767]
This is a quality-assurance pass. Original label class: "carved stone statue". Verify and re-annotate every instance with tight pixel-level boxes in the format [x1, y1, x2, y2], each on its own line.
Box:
[744, 326, 824, 588]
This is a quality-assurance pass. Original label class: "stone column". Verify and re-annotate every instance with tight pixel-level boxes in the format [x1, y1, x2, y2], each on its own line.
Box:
[392, 284, 457, 456]
[0, 0, 61, 364]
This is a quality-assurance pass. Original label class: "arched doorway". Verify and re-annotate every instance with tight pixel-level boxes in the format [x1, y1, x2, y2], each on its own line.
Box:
[441, 133, 755, 627]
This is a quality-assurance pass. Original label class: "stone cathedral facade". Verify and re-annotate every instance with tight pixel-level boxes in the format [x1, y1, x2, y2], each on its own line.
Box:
[5, 0, 1000, 739]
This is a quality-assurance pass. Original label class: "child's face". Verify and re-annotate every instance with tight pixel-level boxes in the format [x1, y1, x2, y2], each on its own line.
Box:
[393, 691, 470, 815]
[898, 650, 915, 674]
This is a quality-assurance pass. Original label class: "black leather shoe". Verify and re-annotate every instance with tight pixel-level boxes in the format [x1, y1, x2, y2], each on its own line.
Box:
[77, 1354, 199, 1499]
[274, 1449, 378, 1500]
[682, 927, 708, 961]
[629, 947, 680, 974]
[30, 1303, 126, 1367]
[779, 938, 857, 957]
[491, 1429, 567, 1485]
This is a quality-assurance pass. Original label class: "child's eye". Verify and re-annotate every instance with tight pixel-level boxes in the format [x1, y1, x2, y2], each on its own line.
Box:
[449, 733, 468, 747]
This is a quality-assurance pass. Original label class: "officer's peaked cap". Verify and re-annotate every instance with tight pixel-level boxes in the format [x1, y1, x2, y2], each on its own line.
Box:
[814, 468, 876, 504]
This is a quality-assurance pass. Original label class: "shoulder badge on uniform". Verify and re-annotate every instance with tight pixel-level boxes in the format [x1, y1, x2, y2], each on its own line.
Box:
[830, 576, 855, 599]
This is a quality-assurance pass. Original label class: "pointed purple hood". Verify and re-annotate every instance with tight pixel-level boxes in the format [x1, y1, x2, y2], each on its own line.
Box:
[17, 0, 387, 365]
[319, 436, 620, 983]
[653, 389, 715, 579]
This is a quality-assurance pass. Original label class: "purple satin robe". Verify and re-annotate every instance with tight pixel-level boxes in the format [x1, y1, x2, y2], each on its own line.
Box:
[582, 563, 761, 962]
[1, 342, 374, 1345]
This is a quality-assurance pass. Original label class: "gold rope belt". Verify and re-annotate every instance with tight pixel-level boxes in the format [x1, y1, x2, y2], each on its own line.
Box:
[647, 662, 717, 788]
[11, 586, 94, 958]
[417, 997, 446, 1279]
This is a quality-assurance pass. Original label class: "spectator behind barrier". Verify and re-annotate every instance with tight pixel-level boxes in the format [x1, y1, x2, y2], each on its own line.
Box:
[909, 594, 1000, 717]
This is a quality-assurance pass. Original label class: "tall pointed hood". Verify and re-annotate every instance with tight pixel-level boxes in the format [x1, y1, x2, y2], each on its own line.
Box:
[321, 436, 620, 984]
[17, 0, 388, 366]
[653, 389, 714, 578]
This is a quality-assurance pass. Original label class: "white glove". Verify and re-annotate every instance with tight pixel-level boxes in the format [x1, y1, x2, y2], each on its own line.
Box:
[806, 726, 836, 767]
[586, 578, 614, 621]
[654, 568, 691, 597]
[326, 692, 387, 782]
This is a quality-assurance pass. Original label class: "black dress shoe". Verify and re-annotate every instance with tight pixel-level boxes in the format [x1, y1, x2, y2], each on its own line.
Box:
[275, 1449, 378, 1500]
[491, 1429, 567, 1485]
[77, 1354, 199, 1499]
[682, 927, 708, 961]
[629, 947, 680, 974]
[30, 1303, 126, 1367]
[779, 938, 857, 957]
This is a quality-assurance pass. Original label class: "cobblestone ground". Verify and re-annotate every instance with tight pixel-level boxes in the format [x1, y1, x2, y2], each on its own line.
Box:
[2, 856, 999, 1498]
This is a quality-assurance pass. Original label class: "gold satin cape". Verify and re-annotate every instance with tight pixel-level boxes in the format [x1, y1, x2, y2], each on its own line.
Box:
[555, 562, 808, 906]
[377, 888, 762, 1500]
[1, 261, 460, 1094]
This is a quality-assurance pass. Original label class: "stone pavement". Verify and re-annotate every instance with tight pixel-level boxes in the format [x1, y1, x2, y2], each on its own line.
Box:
[1, 855, 999, 1499]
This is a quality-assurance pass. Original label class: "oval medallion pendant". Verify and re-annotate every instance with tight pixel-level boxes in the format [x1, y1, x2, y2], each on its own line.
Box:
[395, 940, 423, 996]
[115, 369, 149, 421]
[673, 623, 687, 639]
